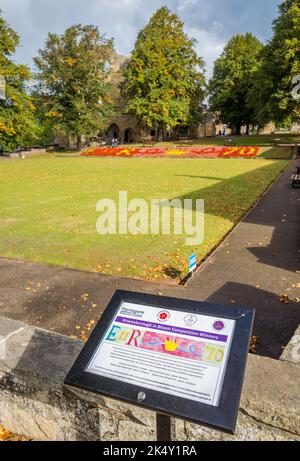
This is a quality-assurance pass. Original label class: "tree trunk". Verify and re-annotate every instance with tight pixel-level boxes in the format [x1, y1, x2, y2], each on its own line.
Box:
[76, 135, 82, 151]
[246, 123, 250, 136]
[235, 124, 241, 136]
[156, 125, 163, 142]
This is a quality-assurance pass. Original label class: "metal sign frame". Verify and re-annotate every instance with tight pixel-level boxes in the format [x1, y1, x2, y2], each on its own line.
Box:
[64, 290, 254, 434]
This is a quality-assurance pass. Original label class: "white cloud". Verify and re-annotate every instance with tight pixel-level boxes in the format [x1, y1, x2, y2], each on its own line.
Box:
[0, 0, 279, 74]
[189, 27, 225, 77]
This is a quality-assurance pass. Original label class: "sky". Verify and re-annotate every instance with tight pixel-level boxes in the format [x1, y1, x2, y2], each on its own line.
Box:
[0, 0, 281, 76]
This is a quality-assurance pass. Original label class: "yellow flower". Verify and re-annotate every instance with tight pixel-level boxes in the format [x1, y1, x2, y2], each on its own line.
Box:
[166, 149, 186, 156]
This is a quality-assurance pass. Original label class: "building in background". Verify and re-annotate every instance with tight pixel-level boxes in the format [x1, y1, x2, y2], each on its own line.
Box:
[54, 54, 300, 148]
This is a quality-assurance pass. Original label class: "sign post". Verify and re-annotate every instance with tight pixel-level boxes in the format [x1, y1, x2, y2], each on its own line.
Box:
[188, 253, 197, 276]
[65, 290, 254, 437]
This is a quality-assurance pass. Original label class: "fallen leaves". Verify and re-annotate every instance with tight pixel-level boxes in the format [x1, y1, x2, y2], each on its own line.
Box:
[79, 333, 88, 341]
[86, 319, 95, 331]
[0, 426, 11, 441]
[73, 318, 96, 341]
[279, 294, 290, 304]
[0, 424, 29, 441]
[249, 336, 260, 354]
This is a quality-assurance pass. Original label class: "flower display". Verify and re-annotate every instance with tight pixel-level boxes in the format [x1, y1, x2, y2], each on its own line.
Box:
[81, 146, 260, 158]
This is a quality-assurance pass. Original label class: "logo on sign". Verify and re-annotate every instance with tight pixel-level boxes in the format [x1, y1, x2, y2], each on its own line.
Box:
[184, 314, 198, 326]
[157, 311, 170, 322]
[213, 321, 225, 331]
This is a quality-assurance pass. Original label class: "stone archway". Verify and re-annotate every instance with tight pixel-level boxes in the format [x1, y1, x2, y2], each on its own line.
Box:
[124, 128, 134, 143]
[106, 123, 120, 140]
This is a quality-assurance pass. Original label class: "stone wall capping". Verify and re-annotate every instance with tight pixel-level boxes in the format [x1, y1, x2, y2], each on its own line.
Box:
[0, 315, 299, 441]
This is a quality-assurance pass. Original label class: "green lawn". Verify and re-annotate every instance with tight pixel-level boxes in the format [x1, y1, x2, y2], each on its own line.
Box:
[0, 156, 288, 281]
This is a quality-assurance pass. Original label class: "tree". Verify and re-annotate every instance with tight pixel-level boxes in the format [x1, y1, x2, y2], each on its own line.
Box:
[209, 33, 263, 135]
[250, 0, 300, 126]
[121, 7, 206, 140]
[34, 25, 115, 149]
[0, 11, 39, 151]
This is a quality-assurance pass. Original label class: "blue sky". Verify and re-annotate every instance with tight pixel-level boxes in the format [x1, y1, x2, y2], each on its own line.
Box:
[0, 0, 281, 75]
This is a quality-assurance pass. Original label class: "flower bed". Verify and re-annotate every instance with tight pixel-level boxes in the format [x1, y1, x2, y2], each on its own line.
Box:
[81, 146, 260, 158]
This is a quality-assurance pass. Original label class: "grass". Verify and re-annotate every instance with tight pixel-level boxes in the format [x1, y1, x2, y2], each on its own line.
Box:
[0, 155, 288, 282]
[259, 146, 293, 159]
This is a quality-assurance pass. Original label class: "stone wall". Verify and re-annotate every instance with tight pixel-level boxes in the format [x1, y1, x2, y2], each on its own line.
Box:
[0, 315, 299, 441]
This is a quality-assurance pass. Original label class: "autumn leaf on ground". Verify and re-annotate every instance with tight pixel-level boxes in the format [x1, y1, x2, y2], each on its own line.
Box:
[0, 425, 11, 441]
[249, 336, 260, 354]
[0, 424, 31, 441]
[279, 294, 290, 304]
[86, 320, 95, 331]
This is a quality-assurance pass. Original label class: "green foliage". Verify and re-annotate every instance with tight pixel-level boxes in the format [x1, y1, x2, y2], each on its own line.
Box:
[209, 33, 263, 134]
[250, 0, 300, 126]
[121, 7, 206, 138]
[0, 11, 40, 151]
[34, 25, 115, 148]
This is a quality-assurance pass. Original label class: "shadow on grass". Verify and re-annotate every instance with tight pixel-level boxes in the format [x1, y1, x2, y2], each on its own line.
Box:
[175, 175, 225, 181]
[260, 146, 293, 160]
[168, 162, 287, 222]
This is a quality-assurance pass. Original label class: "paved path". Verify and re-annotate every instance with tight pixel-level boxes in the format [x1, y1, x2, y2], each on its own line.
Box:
[187, 160, 300, 358]
[0, 161, 299, 358]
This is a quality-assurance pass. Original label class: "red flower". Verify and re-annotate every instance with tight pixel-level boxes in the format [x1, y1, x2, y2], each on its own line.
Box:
[81, 146, 259, 159]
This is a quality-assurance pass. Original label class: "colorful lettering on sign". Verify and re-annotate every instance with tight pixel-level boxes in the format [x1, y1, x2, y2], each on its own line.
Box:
[105, 325, 143, 347]
[105, 325, 225, 364]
